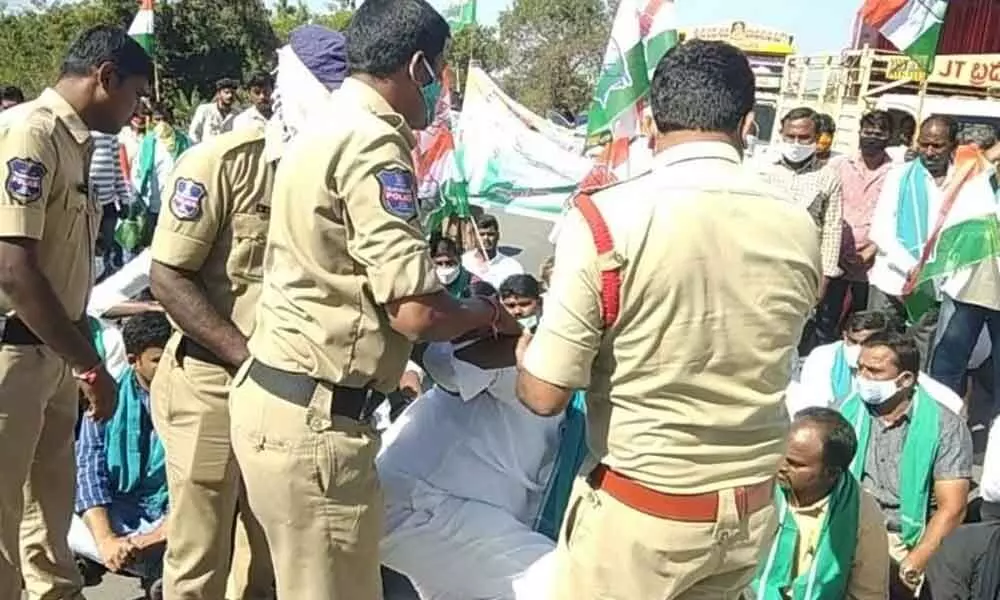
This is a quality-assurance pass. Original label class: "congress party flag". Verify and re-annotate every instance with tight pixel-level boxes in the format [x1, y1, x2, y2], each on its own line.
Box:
[442, 0, 477, 33]
[860, 0, 950, 73]
[128, 0, 155, 56]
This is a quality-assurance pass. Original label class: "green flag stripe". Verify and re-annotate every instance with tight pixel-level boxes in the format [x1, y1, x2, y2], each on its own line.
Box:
[587, 42, 651, 137]
[644, 30, 678, 78]
[905, 24, 942, 74]
[132, 33, 154, 55]
[916, 215, 1000, 282]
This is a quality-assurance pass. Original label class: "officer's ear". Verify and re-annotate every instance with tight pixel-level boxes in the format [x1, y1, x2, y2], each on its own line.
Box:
[95, 61, 121, 93]
[126, 353, 138, 366]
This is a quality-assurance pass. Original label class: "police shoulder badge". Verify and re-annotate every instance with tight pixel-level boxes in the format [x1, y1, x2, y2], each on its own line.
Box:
[170, 178, 207, 221]
[5, 157, 47, 204]
[375, 168, 417, 221]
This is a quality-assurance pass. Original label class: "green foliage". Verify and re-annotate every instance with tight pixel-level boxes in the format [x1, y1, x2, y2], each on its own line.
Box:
[271, 0, 351, 44]
[498, 0, 612, 116]
[449, 24, 507, 76]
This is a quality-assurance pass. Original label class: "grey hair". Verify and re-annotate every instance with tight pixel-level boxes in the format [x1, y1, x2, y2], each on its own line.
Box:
[957, 123, 998, 150]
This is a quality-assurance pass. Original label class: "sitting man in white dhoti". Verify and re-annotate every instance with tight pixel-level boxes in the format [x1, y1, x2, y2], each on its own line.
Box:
[790, 310, 965, 417]
[378, 337, 587, 600]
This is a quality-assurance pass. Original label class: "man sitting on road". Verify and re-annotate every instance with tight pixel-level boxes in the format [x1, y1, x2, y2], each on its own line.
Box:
[840, 331, 973, 596]
[751, 407, 888, 600]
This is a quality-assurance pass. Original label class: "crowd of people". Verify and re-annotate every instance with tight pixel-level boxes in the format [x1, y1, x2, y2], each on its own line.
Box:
[1, 0, 1000, 599]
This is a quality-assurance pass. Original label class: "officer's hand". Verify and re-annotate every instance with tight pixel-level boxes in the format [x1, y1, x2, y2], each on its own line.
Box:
[80, 366, 118, 422]
[97, 535, 136, 573]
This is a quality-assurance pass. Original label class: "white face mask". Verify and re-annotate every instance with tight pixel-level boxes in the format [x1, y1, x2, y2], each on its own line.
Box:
[843, 343, 862, 369]
[436, 265, 460, 285]
[855, 375, 899, 406]
[518, 314, 539, 330]
[781, 141, 817, 164]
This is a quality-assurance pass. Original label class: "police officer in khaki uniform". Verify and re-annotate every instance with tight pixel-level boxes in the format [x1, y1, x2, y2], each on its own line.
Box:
[148, 125, 276, 600]
[0, 26, 151, 599]
[228, 1, 520, 598]
[517, 41, 822, 599]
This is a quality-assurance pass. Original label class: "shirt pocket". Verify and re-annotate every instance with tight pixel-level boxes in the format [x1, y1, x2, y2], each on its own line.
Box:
[225, 212, 269, 287]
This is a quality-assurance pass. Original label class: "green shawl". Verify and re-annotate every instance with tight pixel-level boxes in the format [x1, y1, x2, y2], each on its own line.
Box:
[751, 474, 861, 599]
[840, 385, 940, 548]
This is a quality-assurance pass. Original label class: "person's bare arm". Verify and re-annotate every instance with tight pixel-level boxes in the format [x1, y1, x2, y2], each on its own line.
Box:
[386, 292, 519, 342]
[81, 506, 116, 543]
[0, 238, 101, 371]
[150, 261, 248, 368]
[905, 479, 969, 573]
[101, 300, 162, 320]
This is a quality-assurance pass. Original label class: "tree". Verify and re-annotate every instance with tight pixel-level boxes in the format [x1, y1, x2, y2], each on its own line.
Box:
[270, 0, 351, 44]
[448, 24, 507, 76]
[498, 0, 612, 116]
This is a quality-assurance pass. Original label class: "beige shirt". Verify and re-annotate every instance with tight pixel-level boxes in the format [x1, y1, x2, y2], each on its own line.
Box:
[789, 489, 889, 600]
[524, 142, 821, 493]
[248, 78, 442, 393]
[150, 127, 273, 337]
[0, 88, 99, 319]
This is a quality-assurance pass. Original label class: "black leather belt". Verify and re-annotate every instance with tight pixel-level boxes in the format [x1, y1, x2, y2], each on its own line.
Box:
[178, 336, 228, 368]
[245, 359, 384, 422]
[1, 317, 42, 345]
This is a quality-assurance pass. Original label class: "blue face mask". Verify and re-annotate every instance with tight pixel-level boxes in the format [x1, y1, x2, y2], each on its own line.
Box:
[418, 57, 442, 127]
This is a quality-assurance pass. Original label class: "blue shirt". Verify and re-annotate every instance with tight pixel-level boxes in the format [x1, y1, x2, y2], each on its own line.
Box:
[75, 375, 165, 520]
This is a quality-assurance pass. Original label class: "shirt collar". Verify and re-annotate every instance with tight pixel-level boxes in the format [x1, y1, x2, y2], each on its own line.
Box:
[847, 152, 893, 175]
[38, 88, 90, 145]
[338, 77, 416, 149]
[787, 491, 832, 516]
[773, 152, 822, 174]
[652, 141, 742, 169]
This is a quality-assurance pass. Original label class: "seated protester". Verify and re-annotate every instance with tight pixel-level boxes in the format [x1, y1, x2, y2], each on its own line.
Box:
[751, 407, 889, 600]
[430, 234, 474, 298]
[924, 520, 1000, 600]
[500, 273, 543, 330]
[462, 214, 525, 288]
[70, 313, 172, 588]
[841, 331, 974, 596]
[379, 337, 570, 600]
[792, 310, 964, 417]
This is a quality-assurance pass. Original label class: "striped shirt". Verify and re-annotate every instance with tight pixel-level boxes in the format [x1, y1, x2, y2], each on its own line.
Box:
[89, 132, 131, 207]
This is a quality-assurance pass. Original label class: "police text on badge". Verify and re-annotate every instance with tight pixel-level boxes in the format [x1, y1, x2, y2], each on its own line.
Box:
[5, 158, 47, 204]
[170, 178, 207, 221]
[376, 168, 417, 220]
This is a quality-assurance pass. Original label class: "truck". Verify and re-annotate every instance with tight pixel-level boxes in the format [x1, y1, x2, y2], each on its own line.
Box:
[764, 47, 1000, 154]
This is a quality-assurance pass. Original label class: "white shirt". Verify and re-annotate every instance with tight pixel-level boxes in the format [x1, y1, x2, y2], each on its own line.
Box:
[981, 415, 1000, 503]
[378, 365, 563, 523]
[87, 250, 152, 318]
[187, 102, 235, 143]
[789, 340, 964, 416]
[232, 106, 268, 132]
[461, 250, 525, 289]
[96, 323, 129, 382]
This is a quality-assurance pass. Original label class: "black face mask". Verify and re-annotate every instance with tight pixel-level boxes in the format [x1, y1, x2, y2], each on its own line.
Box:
[859, 136, 889, 156]
[920, 152, 950, 176]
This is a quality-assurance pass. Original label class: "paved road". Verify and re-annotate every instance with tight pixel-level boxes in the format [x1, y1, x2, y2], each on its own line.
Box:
[73, 211, 556, 599]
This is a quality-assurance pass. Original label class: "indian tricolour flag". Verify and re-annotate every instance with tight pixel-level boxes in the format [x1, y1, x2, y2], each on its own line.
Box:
[128, 0, 155, 56]
[860, 0, 950, 73]
[583, 0, 676, 185]
[442, 0, 477, 33]
[900, 145, 1000, 319]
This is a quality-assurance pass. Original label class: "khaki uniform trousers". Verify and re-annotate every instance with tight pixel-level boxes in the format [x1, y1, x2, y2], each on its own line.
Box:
[0, 345, 83, 600]
[551, 477, 778, 600]
[150, 341, 273, 599]
[229, 362, 383, 600]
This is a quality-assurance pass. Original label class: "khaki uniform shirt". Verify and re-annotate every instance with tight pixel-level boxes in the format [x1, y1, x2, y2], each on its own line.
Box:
[789, 489, 889, 600]
[0, 88, 98, 319]
[524, 142, 822, 494]
[248, 78, 442, 393]
[150, 128, 273, 338]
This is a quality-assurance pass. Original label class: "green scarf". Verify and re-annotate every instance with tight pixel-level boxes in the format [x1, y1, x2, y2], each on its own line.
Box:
[751, 475, 861, 599]
[87, 317, 106, 361]
[829, 342, 853, 405]
[135, 130, 192, 204]
[445, 268, 473, 299]
[840, 385, 940, 548]
[104, 366, 169, 516]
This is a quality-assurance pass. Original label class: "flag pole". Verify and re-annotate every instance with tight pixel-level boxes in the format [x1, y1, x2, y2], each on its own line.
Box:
[154, 62, 162, 103]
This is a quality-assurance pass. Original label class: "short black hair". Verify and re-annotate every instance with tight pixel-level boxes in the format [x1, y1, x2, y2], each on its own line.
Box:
[861, 330, 921, 375]
[781, 106, 819, 129]
[347, 0, 451, 78]
[216, 78, 238, 91]
[860, 110, 892, 133]
[921, 114, 960, 143]
[843, 310, 902, 335]
[476, 214, 499, 231]
[499, 274, 541, 300]
[816, 113, 836, 135]
[794, 407, 857, 476]
[0, 85, 24, 104]
[892, 112, 917, 146]
[650, 40, 755, 134]
[59, 25, 153, 83]
[246, 71, 274, 90]
[122, 312, 171, 356]
[469, 280, 498, 297]
[429, 234, 460, 258]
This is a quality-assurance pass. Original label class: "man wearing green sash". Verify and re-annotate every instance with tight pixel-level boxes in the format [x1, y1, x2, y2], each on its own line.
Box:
[842, 331, 973, 596]
[751, 407, 888, 600]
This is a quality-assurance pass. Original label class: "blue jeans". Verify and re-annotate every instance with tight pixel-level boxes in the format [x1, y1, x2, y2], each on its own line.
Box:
[930, 298, 1000, 407]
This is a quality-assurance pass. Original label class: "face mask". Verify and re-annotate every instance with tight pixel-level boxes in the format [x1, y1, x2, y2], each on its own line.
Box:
[843, 343, 862, 369]
[920, 152, 950, 176]
[518, 314, 539, 330]
[855, 375, 899, 406]
[781, 141, 816, 164]
[415, 57, 442, 127]
[859, 136, 889, 156]
[436, 265, 460, 285]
